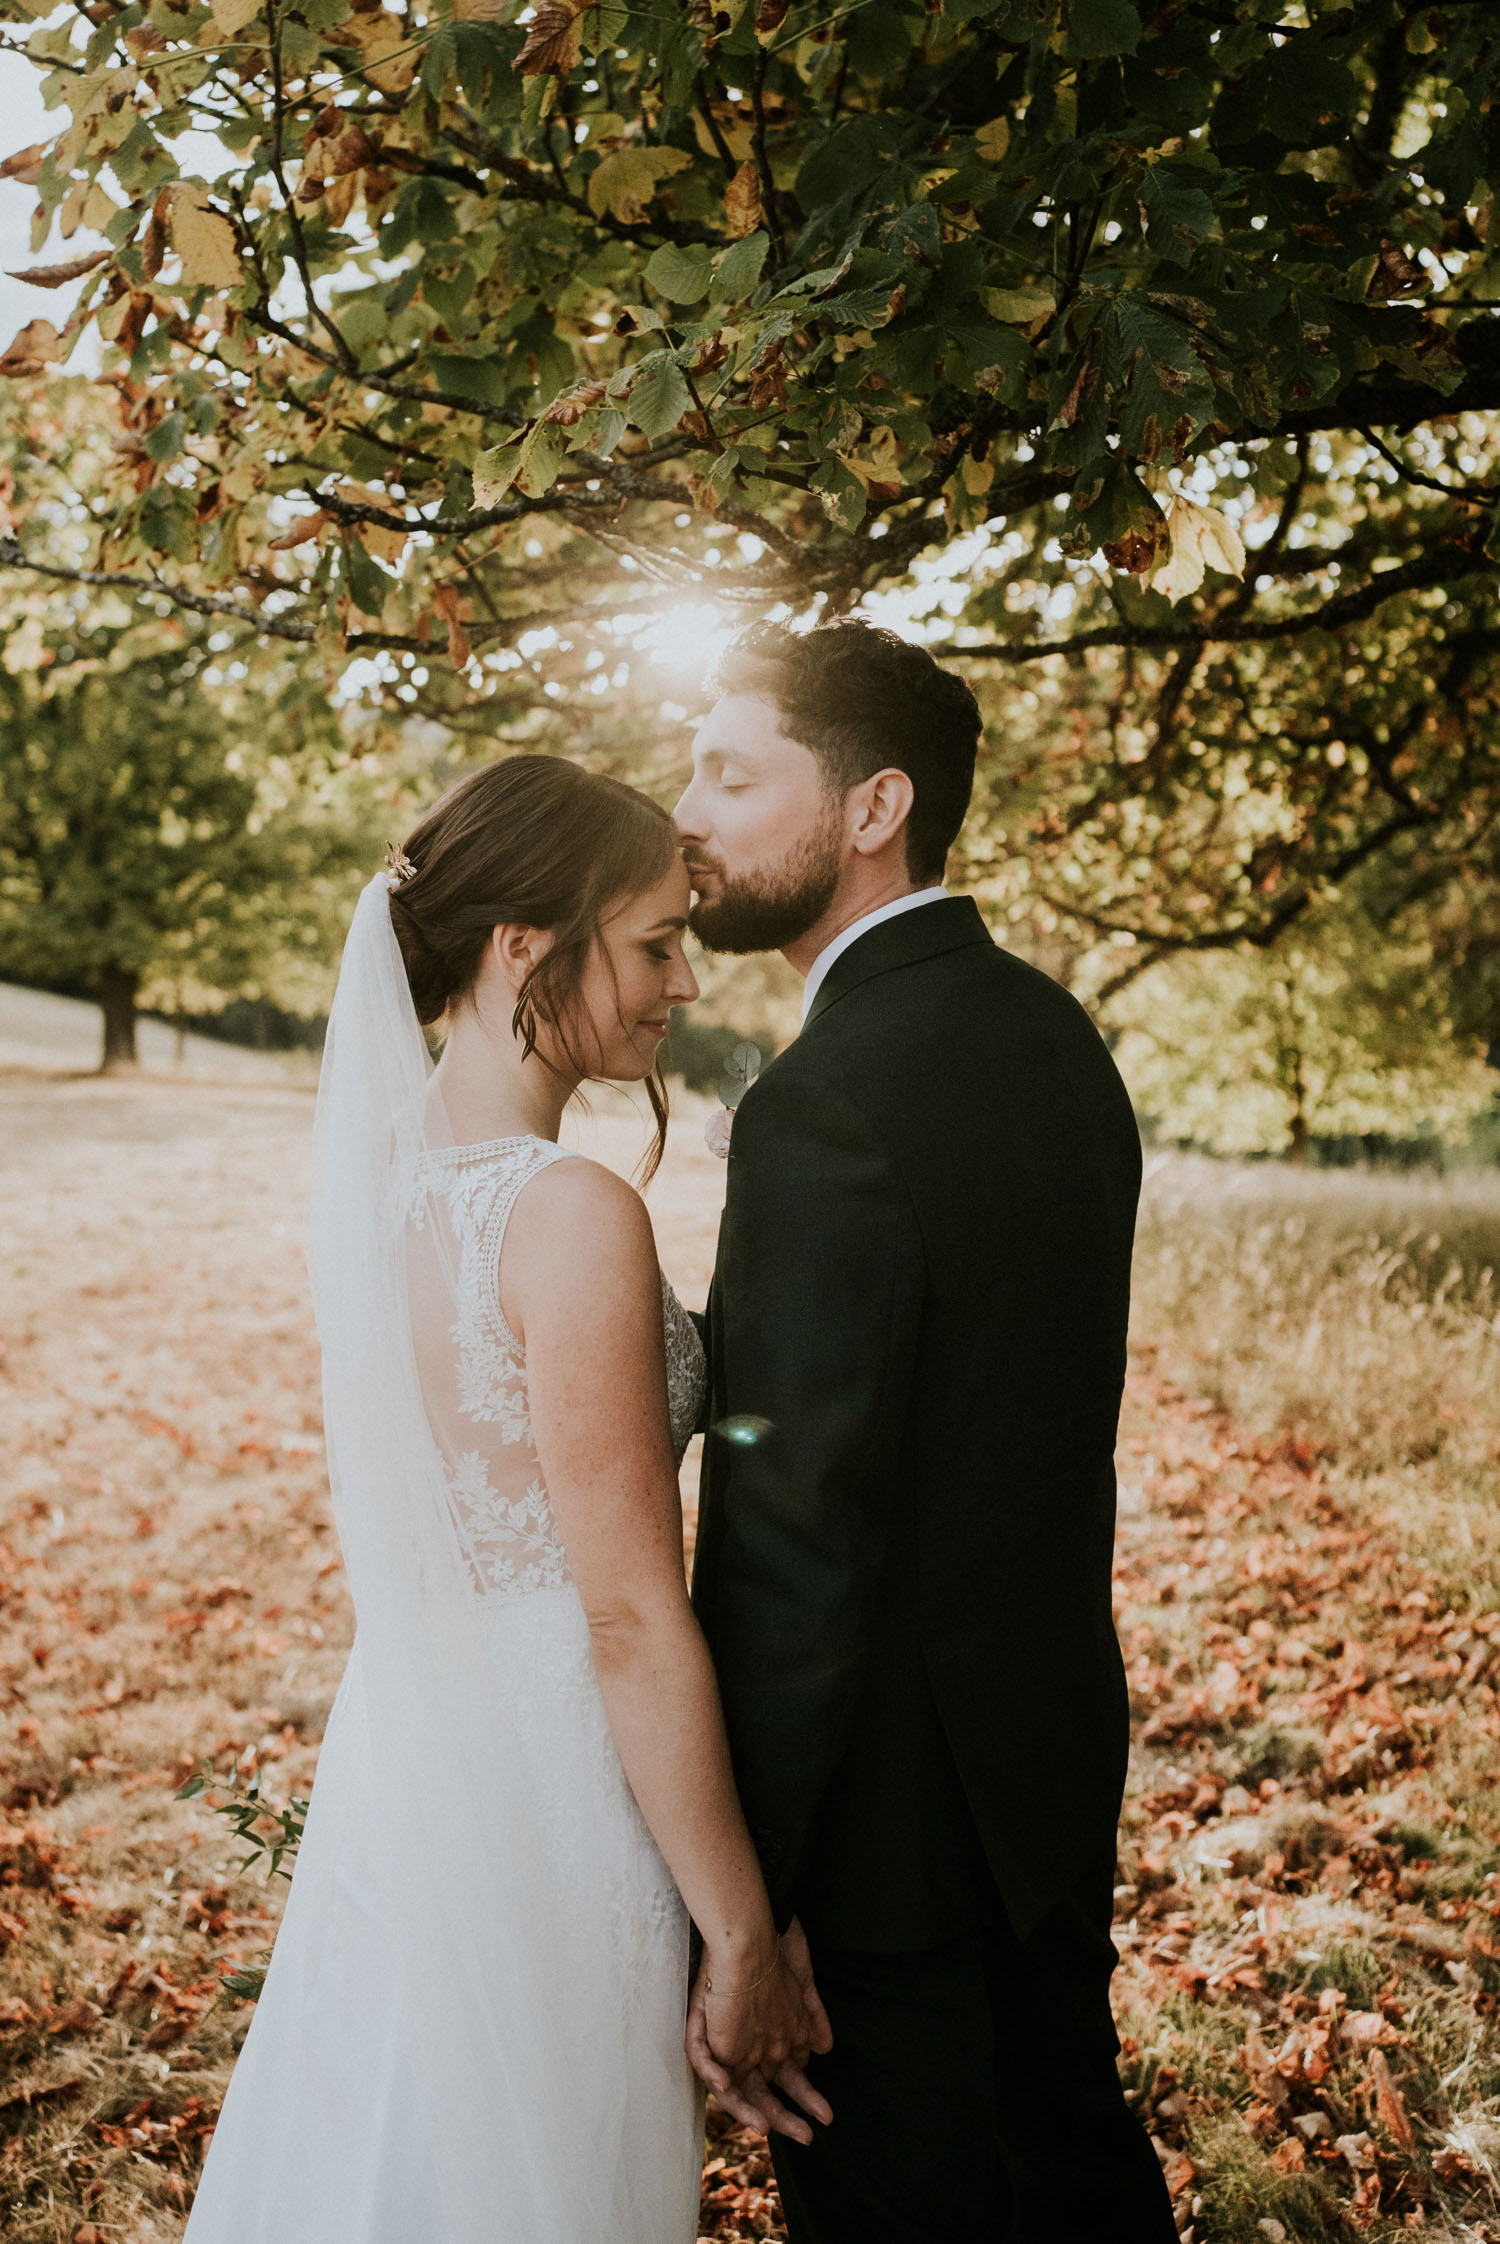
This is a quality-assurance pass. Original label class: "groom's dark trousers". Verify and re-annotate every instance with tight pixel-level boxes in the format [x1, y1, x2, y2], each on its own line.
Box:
[691, 899, 1176, 2243]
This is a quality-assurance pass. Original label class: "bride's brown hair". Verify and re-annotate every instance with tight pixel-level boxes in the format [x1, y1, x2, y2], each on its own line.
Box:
[388, 755, 680, 1183]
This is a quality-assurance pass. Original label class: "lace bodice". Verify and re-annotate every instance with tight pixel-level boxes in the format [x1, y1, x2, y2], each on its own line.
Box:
[406, 1136, 706, 1602]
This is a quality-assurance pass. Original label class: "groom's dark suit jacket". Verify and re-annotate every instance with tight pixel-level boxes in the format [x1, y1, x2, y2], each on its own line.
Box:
[691, 897, 1140, 1950]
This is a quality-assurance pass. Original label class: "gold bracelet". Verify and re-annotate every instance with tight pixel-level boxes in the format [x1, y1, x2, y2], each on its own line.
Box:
[704, 1939, 782, 1999]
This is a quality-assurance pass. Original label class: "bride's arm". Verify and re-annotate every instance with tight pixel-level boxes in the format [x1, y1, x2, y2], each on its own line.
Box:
[502, 1157, 831, 2128]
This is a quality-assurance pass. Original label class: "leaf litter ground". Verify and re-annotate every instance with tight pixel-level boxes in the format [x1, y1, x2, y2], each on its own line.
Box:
[1, 1074, 1497, 2242]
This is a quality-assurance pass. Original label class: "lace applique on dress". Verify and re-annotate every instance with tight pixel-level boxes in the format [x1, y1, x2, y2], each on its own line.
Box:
[408, 1136, 706, 1603]
[661, 1276, 706, 1462]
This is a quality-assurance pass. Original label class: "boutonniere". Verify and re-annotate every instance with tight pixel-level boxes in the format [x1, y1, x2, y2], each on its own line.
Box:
[704, 1040, 761, 1158]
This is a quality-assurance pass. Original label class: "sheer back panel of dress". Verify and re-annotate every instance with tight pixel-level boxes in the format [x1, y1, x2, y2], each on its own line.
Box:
[408, 1136, 576, 1602]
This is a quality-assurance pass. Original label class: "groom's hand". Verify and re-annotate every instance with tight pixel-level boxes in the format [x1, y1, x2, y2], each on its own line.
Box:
[703, 2065, 832, 2147]
[778, 1918, 834, 2057]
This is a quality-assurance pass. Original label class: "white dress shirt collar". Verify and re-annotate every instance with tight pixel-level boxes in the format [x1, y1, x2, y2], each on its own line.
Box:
[800, 887, 949, 1023]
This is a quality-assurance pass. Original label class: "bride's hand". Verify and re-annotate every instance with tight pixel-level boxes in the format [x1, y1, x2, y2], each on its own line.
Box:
[684, 1937, 833, 2142]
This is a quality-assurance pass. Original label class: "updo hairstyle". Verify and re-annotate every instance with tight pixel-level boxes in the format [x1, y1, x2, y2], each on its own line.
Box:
[388, 755, 680, 1180]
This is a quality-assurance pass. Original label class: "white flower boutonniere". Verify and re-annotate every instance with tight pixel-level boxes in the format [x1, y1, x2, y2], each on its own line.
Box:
[704, 1041, 761, 1159]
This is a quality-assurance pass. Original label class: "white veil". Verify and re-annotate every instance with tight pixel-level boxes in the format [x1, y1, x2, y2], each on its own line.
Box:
[289, 873, 692, 2242]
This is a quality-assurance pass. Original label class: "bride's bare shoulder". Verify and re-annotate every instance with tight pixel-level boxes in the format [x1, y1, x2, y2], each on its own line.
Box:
[501, 1152, 658, 1321]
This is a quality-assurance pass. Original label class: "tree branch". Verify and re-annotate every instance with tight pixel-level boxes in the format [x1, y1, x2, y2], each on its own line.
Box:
[951, 542, 1496, 662]
[1358, 423, 1498, 508]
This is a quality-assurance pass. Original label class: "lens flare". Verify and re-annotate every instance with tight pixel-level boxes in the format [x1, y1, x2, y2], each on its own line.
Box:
[637, 600, 737, 679]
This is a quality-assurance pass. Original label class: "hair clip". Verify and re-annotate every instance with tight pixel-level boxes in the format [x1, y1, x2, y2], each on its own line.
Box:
[384, 841, 417, 891]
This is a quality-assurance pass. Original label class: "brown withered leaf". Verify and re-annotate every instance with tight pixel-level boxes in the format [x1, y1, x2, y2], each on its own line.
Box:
[1367, 2047, 1415, 2148]
[1101, 529, 1162, 577]
[724, 158, 762, 239]
[1368, 238, 1425, 299]
[5, 250, 111, 289]
[542, 378, 608, 425]
[47, 1996, 102, 2036]
[512, 0, 584, 78]
[330, 124, 376, 174]
[322, 172, 360, 227]
[1054, 349, 1097, 431]
[268, 510, 329, 551]
[1350, 2169, 1382, 2226]
[754, 0, 790, 30]
[0, 143, 47, 186]
[746, 341, 788, 413]
[0, 318, 63, 376]
[141, 192, 168, 281]
[432, 583, 472, 669]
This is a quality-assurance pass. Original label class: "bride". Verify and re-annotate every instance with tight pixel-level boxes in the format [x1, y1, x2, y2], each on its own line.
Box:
[185, 755, 830, 2244]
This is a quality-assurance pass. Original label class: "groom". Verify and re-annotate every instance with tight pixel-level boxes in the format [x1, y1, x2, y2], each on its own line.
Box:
[675, 620, 1176, 2243]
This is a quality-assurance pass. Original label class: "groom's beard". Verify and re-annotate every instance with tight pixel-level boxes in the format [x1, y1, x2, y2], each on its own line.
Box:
[687, 814, 843, 954]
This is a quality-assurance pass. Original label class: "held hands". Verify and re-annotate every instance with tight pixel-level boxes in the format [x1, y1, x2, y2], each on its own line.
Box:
[685, 1918, 834, 2146]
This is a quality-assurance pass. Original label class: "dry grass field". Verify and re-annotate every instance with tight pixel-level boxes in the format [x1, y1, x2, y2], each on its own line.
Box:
[2, 1051, 1499, 2244]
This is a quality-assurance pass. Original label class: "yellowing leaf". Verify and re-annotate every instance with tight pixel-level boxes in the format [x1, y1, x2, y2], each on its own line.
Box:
[578, 111, 628, 147]
[61, 66, 137, 124]
[981, 285, 1056, 327]
[83, 181, 120, 232]
[975, 116, 1010, 161]
[337, 485, 408, 562]
[694, 109, 754, 163]
[724, 157, 762, 239]
[473, 437, 524, 508]
[209, 0, 263, 34]
[1149, 495, 1247, 605]
[587, 147, 692, 224]
[221, 447, 271, 503]
[169, 185, 243, 291]
[339, 10, 417, 92]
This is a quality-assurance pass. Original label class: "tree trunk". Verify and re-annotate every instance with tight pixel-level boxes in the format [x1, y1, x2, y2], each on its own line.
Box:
[1287, 1048, 1310, 1165]
[98, 964, 140, 1072]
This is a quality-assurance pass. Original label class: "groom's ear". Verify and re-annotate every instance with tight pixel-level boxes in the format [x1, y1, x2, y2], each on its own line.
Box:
[848, 767, 916, 858]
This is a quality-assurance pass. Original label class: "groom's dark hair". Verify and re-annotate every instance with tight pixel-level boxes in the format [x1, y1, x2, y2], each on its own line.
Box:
[712, 619, 981, 883]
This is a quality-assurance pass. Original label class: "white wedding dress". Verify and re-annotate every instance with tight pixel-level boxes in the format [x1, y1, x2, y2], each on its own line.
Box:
[184, 878, 707, 2244]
